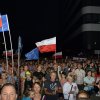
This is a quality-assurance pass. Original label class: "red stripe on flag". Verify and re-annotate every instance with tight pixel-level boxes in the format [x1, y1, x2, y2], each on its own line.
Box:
[38, 44, 56, 53]
[53, 55, 62, 59]
[0, 18, 2, 27]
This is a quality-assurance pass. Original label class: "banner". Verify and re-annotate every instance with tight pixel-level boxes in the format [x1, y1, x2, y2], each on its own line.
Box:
[35, 37, 56, 53]
[25, 48, 39, 60]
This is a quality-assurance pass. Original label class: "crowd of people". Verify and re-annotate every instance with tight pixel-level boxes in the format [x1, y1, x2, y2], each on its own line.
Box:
[0, 58, 100, 100]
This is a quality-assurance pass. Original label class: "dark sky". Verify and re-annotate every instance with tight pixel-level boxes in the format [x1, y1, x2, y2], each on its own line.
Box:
[0, 0, 60, 54]
[0, 0, 86, 57]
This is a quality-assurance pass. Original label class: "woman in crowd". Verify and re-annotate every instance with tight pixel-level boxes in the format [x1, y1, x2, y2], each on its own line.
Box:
[33, 65, 44, 81]
[63, 75, 79, 100]
[32, 82, 45, 100]
[24, 71, 33, 93]
[0, 72, 7, 87]
[0, 83, 17, 100]
[58, 66, 66, 99]
[22, 90, 33, 100]
[84, 70, 95, 94]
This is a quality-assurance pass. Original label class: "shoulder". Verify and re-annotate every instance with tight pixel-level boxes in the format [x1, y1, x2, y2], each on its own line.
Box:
[72, 82, 77, 86]
[75, 69, 78, 72]
[84, 76, 87, 79]
[81, 69, 85, 72]
[63, 82, 69, 86]
[91, 77, 95, 80]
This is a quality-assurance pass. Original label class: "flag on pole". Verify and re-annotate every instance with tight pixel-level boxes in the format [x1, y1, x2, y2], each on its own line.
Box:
[3, 50, 12, 56]
[35, 37, 56, 53]
[0, 16, 2, 27]
[0, 15, 9, 32]
[53, 52, 62, 59]
[25, 48, 39, 60]
[18, 36, 22, 51]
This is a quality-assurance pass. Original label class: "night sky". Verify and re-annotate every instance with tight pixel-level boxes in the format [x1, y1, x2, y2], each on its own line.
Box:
[0, 0, 87, 57]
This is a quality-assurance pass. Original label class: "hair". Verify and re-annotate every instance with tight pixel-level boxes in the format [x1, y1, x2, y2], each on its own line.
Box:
[77, 90, 90, 100]
[50, 71, 56, 75]
[67, 75, 75, 82]
[32, 82, 41, 88]
[32, 82, 41, 93]
[86, 70, 91, 76]
[0, 83, 17, 94]
[24, 90, 31, 97]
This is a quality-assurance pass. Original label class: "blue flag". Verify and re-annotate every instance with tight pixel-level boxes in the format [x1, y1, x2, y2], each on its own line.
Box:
[25, 48, 39, 60]
[0, 15, 9, 32]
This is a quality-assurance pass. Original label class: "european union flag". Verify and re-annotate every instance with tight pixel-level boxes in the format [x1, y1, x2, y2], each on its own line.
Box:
[25, 48, 39, 60]
[0, 15, 9, 32]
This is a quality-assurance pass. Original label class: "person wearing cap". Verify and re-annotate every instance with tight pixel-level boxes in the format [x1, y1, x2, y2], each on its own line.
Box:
[24, 71, 33, 93]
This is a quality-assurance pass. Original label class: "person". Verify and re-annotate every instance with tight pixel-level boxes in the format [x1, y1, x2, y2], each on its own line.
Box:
[58, 66, 66, 87]
[58, 67, 66, 99]
[63, 75, 79, 100]
[0, 72, 7, 87]
[24, 71, 33, 93]
[32, 82, 45, 100]
[94, 80, 100, 96]
[84, 70, 95, 95]
[0, 83, 17, 100]
[77, 90, 90, 100]
[44, 71, 61, 100]
[75, 63, 85, 91]
[22, 90, 32, 100]
[33, 65, 44, 81]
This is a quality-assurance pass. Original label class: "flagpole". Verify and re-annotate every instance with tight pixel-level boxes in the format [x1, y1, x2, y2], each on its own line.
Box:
[18, 47, 20, 97]
[18, 48, 20, 80]
[6, 15, 14, 74]
[2, 27, 9, 71]
[0, 14, 9, 71]
[55, 45, 56, 63]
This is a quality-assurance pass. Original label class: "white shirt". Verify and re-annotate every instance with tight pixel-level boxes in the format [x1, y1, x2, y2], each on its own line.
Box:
[75, 69, 85, 84]
[63, 82, 79, 100]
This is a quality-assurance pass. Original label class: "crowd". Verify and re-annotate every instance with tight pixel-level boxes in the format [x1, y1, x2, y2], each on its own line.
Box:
[0, 58, 100, 100]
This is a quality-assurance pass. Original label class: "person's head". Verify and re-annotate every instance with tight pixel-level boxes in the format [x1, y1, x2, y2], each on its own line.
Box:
[78, 63, 82, 69]
[90, 62, 94, 67]
[24, 90, 30, 97]
[53, 64, 58, 71]
[32, 82, 41, 94]
[0, 83, 17, 100]
[50, 71, 56, 81]
[67, 75, 74, 83]
[37, 65, 42, 72]
[29, 91, 34, 98]
[25, 71, 31, 79]
[87, 70, 92, 77]
[61, 72, 66, 79]
[91, 71, 96, 77]
[1, 72, 7, 80]
[24, 66, 28, 71]
[77, 90, 90, 100]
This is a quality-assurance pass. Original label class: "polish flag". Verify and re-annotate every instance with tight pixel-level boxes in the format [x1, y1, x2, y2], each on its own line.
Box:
[53, 52, 62, 59]
[35, 37, 56, 53]
[3, 50, 12, 56]
[0, 16, 2, 27]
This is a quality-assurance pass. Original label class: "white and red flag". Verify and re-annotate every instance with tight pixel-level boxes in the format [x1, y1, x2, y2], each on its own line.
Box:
[35, 37, 56, 53]
[3, 50, 12, 56]
[53, 52, 62, 59]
